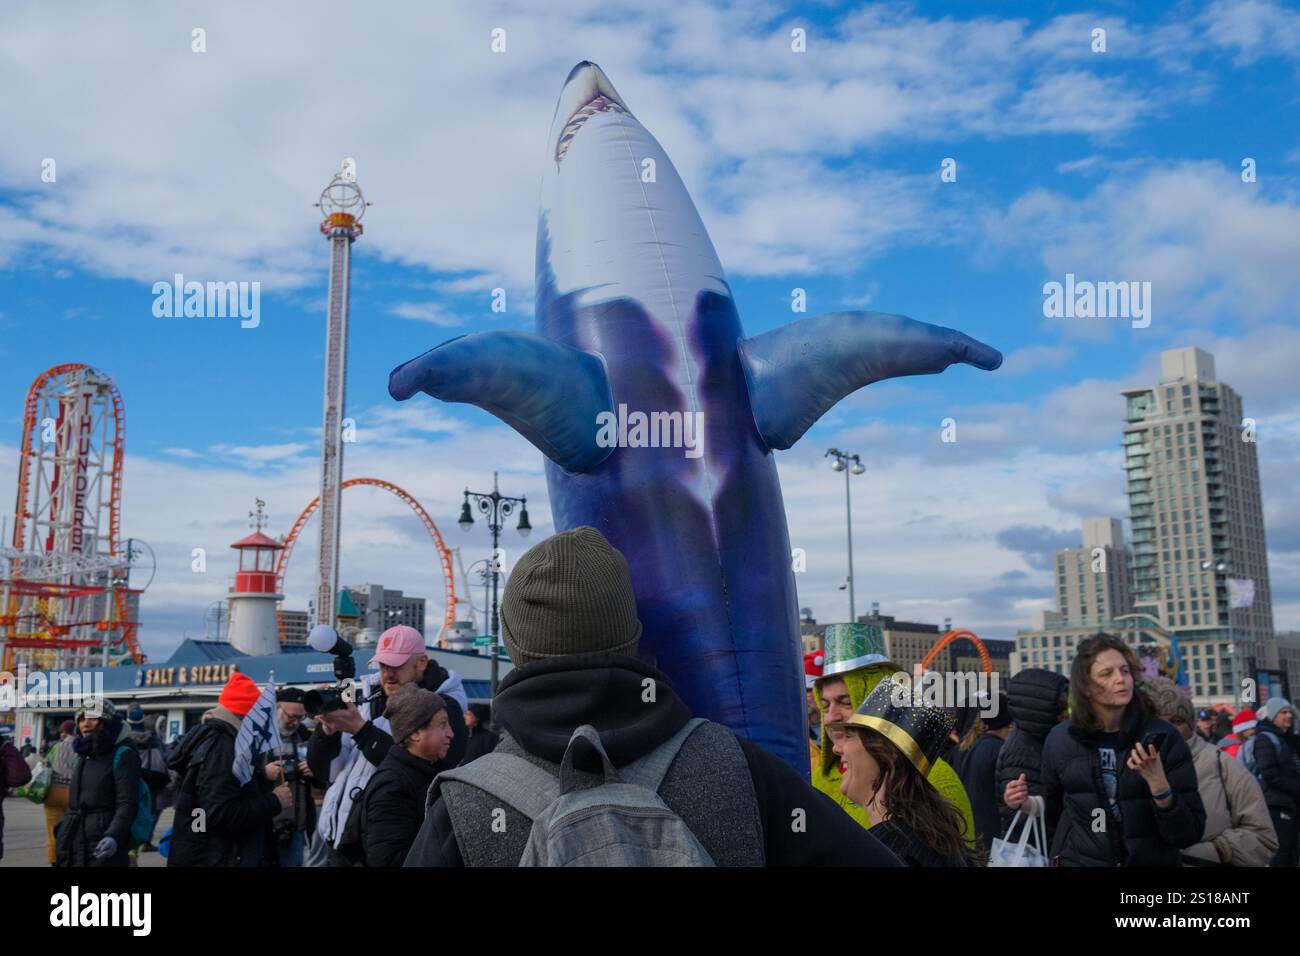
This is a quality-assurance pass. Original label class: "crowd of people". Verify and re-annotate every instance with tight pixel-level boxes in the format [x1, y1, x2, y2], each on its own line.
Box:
[3, 525, 1297, 867]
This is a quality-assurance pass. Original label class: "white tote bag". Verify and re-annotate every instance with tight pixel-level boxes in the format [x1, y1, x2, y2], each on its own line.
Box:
[989, 810, 1048, 867]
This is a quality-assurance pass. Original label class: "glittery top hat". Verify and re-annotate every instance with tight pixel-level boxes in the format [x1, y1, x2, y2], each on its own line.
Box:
[820, 622, 891, 677]
[825, 676, 954, 778]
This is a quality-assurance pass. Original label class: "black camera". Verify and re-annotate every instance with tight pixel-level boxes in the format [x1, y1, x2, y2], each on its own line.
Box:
[305, 625, 360, 717]
[303, 685, 352, 717]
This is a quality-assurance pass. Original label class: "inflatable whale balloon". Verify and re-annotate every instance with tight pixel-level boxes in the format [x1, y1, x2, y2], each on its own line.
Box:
[390, 61, 1001, 774]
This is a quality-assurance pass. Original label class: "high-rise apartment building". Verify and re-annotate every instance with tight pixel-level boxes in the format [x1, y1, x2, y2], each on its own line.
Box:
[1054, 517, 1133, 629]
[1121, 347, 1275, 701]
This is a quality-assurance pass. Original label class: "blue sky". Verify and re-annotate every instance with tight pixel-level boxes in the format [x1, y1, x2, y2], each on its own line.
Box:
[1, 0, 1298, 659]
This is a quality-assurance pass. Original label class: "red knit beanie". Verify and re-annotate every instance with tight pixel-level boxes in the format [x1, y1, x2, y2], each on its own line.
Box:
[219, 672, 260, 717]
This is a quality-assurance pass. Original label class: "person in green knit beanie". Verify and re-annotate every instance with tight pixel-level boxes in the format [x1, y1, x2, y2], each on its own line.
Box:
[812, 623, 976, 842]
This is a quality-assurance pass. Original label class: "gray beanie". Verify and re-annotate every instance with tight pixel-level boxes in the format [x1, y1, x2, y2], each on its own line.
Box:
[500, 526, 642, 666]
[385, 685, 445, 745]
[1262, 697, 1294, 722]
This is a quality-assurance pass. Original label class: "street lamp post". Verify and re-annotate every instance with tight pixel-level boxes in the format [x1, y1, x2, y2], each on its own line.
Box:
[1202, 559, 1239, 704]
[825, 448, 865, 622]
[459, 472, 531, 698]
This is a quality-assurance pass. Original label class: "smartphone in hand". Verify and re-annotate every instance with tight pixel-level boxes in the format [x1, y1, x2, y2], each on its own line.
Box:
[1140, 731, 1167, 752]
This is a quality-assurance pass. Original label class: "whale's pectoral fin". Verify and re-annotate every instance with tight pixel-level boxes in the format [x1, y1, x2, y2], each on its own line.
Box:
[389, 331, 615, 473]
[738, 311, 1002, 450]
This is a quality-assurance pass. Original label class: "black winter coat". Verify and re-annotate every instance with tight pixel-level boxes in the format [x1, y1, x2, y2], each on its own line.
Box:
[55, 720, 141, 867]
[871, 819, 971, 867]
[1252, 719, 1300, 812]
[361, 746, 437, 866]
[461, 726, 499, 765]
[166, 717, 281, 867]
[1, 739, 33, 860]
[1041, 700, 1205, 866]
[955, 733, 1003, 853]
[996, 668, 1069, 843]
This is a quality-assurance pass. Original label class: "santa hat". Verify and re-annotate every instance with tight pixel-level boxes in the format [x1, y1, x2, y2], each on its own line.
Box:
[218, 671, 261, 718]
[804, 651, 825, 689]
[1232, 708, 1257, 735]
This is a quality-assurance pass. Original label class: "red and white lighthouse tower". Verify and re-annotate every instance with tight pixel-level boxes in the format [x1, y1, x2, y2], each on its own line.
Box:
[227, 499, 284, 656]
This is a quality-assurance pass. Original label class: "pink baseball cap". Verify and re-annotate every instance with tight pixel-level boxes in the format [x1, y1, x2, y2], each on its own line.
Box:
[369, 625, 426, 667]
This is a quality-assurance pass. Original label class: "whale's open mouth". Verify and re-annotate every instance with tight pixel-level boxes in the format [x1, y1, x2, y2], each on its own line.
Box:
[555, 93, 627, 166]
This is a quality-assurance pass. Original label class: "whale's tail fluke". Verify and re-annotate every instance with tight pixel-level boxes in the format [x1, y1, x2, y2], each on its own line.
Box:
[738, 311, 1003, 451]
[389, 330, 614, 473]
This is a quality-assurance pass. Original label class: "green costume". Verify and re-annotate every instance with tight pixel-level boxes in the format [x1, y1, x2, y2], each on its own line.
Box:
[812, 624, 975, 841]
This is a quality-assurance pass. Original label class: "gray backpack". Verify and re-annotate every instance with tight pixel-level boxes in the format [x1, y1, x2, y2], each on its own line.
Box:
[436, 719, 714, 867]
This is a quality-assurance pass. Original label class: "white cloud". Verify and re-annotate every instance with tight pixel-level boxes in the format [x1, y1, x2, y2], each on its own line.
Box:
[208, 442, 312, 466]
[0, 2, 1213, 294]
[1199, 0, 1300, 64]
[1056, 155, 1105, 175]
[390, 302, 473, 327]
[996, 161, 1300, 331]
[998, 344, 1075, 376]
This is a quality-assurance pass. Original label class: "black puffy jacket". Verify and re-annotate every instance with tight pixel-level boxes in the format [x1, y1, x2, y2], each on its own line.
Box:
[55, 719, 141, 867]
[996, 669, 1068, 842]
[1041, 699, 1205, 866]
[361, 746, 437, 867]
[166, 716, 281, 867]
[1252, 719, 1300, 812]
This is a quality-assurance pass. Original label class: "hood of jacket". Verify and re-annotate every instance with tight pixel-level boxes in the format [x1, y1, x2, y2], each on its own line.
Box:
[492, 652, 691, 770]
[811, 662, 975, 838]
[370, 660, 467, 718]
[1007, 668, 1069, 739]
[167, 713, 235, 775]
[431, 664, 468, 712]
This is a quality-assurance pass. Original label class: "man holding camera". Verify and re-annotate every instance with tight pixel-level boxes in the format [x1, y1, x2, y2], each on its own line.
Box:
[307, 624, 467, 866]
[261, 687, 316, 867]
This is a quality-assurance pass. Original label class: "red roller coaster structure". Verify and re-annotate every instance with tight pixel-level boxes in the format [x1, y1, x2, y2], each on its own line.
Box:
[919, 629, 993, 675]
[2, 364, 142, 672]
[275, 478, 457, 646]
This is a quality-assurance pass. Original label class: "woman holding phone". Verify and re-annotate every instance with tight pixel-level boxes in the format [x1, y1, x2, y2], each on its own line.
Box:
[1004, 633, 1205, 866]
